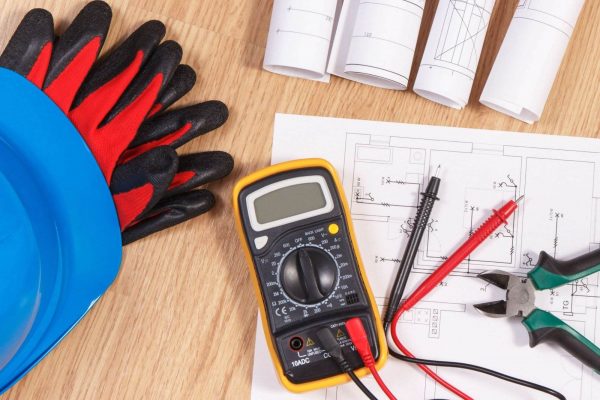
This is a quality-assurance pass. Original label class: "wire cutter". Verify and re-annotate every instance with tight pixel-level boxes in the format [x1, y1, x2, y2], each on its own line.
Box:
[474, 248, 600, 372]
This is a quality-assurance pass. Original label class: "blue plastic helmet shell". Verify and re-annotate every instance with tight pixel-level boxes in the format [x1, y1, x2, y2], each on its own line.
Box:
[0, 67, 122, 394]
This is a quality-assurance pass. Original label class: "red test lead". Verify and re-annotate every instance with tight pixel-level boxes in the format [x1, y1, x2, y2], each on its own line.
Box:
[399, 195, 523, 313]
[391, 196, 524, 400]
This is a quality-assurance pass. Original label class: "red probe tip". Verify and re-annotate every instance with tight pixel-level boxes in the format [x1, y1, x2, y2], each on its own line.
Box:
[495, 197, 521, 225]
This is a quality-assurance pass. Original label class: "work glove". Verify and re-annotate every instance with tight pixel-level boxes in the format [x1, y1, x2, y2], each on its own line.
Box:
[0, 1, 233, 244]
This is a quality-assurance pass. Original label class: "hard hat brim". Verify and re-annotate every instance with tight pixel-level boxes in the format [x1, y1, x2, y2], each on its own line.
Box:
[0, 68, 122, 393]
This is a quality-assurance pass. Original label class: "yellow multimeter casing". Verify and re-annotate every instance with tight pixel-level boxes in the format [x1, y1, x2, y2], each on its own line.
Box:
[233, 158, 387, 393]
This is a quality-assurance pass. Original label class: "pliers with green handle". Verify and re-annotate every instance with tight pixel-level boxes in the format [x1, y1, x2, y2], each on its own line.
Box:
[474, 248, 600, 372]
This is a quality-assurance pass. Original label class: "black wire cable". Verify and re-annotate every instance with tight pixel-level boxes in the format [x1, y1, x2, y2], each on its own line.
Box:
[386, 337, 566, 400]
[315, 327, 380, 400]
[348, 370, 379, 400]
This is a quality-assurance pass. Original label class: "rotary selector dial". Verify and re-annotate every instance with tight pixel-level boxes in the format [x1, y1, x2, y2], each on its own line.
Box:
[280, 247, 337, 304]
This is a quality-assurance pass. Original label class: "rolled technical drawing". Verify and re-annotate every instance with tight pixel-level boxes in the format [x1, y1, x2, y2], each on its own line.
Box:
[328, 0, 425, 90]
[413, 0, 496, 109]
[263, 0, 339, 82]
[480, 0, 585, 123]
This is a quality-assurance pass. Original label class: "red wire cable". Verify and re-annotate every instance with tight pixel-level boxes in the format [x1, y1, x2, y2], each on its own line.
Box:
[346, 318, 397, 400]
[389, 198, 521, 400]
[392, 307, 472, 400]
[368, 366, 397, 400]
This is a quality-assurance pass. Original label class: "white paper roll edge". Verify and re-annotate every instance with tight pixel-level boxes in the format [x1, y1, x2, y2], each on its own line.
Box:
[263, 0, 339, 82]
[413, 0, 496, 110]
[480, 1, 585, 123]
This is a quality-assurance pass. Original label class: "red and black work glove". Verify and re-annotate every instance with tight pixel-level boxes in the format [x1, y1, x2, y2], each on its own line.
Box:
[0, 1, 233, 244]
[115, 68, 233, 244]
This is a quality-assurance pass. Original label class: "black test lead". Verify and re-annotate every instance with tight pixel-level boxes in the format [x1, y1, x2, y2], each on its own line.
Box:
[383, 165, 441, 331]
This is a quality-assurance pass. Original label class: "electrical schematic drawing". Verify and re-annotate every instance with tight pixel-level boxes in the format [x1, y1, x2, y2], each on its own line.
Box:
[336, 131, 600, 399]
[433, 0, 493, 78]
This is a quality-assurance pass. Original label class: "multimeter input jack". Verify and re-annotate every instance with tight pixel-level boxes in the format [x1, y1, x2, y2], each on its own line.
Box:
[289, 336, 304, 351]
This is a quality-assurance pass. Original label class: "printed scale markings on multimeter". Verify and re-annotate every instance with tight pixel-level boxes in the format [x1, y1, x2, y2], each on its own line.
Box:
[234, 159, 387, 392]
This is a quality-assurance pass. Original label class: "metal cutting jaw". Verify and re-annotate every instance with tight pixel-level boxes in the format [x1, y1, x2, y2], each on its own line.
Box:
[474, 270, 537, 319]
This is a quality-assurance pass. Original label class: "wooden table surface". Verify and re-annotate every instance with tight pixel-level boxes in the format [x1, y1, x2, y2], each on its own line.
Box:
[1, 0, 599, 399]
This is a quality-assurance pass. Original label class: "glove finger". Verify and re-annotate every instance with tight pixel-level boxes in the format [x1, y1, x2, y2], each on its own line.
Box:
[149, 64, 196, 117]
[122, 100, 229, 161]
[0, 8, 54, 87]
[111, 146, 178, 229]
[103, 40, 182, 126]
[122, 189, 215, 245]
[70, 19, 165, 130]
[87, 41, 182, 181]
[44, 0, 112, 112]
[166, 151, 234, 197]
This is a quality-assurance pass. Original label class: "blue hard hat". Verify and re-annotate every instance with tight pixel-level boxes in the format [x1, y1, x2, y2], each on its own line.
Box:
[0, 68, 122, 393]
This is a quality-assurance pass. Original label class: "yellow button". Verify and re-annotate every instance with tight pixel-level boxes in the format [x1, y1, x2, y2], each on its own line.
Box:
[328, 223, 339, 235]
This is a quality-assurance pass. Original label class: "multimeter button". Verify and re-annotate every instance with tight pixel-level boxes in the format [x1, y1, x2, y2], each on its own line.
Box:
[328, 223, 339, 235]
[281, 248, 337, 304]
[254, 235, 268, 250]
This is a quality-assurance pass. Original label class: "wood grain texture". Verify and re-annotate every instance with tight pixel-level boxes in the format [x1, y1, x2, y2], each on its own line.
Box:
[1, 0, 599, 399]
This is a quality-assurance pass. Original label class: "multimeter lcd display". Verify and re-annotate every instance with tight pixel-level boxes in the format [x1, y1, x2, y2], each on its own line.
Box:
[254, 182, 326, 224]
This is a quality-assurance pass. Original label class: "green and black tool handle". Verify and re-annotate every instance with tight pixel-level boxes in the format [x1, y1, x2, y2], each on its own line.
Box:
[525, 248, 600, 372]
[529, 248, 600, 290]
[523, 308, 600, 372]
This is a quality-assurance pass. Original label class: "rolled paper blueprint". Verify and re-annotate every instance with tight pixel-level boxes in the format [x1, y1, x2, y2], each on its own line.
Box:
[263, 0, 339, 82]
[328, 0, 425, 90]
[480, 0, 585, 123]
[414, 0, 495, 109]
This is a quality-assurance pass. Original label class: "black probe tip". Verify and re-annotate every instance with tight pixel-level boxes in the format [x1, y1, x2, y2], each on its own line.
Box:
[426, 176, 441, 194]
[422, 176, 441, 200]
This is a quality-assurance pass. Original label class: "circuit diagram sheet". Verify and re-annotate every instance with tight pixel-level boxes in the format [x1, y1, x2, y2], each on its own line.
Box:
[251, 114, 600, 399]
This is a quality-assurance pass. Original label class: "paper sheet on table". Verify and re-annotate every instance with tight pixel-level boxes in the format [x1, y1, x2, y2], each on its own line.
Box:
[480, 0, 585, 123]
[263, 0, 339, 82]
[327, 0, 424, 90]
[251, 113, 600, 400]
[414, 0, 495, 109]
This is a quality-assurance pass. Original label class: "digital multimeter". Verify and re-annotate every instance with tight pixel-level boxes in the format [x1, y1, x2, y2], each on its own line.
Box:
[233, 158, 387, 392]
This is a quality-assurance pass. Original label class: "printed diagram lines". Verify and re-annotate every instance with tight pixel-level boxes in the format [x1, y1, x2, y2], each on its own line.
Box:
[354, 189, 375, 203]
[497, 174, 517, 188]
[359, 0, 425, 19]
[353, 181, 420, 208]
[350, 35, 415, 52]
[346, 140, 425, 220]
[275, 29, 330, 42]
[420, 167, 522, 275]
[517, 0, 574, 29]
[522, 252, 534, 267]
[593, 198, 600, 250]
[350, 1, 425, 52]
[433, 0, 492, 77]
[551, 210, 564, 257]
[398, 302, 466, 339]
[515, 0, 576, 38]
[274, 4, 336, 43]
[385, 176, 416, 185]
[286, 5, 334, 21]
[398, 216, 438, 238]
